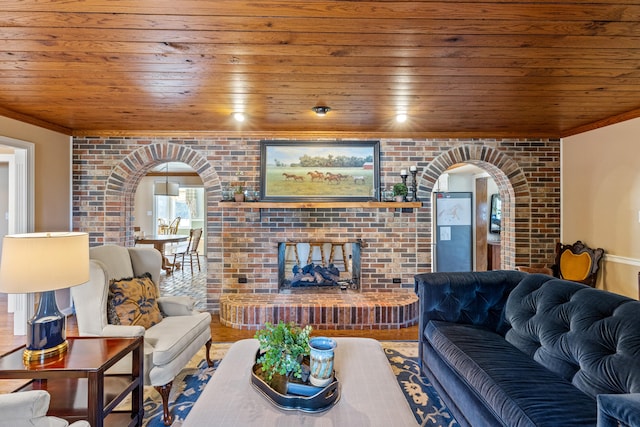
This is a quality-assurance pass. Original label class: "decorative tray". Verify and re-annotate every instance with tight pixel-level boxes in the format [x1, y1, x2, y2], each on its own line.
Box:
[250, 350, 340, 413]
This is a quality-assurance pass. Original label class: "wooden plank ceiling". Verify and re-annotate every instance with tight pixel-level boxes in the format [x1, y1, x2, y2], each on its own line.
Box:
[2, 0, 640, 137]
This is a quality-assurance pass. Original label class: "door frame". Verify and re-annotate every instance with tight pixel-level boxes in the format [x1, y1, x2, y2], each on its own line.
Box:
[0, 135, 35, 335]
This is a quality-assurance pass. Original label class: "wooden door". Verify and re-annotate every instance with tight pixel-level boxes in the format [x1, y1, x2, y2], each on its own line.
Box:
[475, 177, 488, 271]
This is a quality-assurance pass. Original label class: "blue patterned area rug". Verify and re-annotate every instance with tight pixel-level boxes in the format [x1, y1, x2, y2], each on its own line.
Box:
[383, 341, 459, 427]
[142, 341, 458, 427]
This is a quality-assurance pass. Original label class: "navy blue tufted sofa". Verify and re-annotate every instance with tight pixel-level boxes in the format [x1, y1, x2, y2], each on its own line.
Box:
[414, 270, 640, 427]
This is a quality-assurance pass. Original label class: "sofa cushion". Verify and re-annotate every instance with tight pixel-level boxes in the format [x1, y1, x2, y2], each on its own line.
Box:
[597, 393, 640, 427]
[108, 273, 163, 329]
[90, 245, 135, 282]
[504, 276, 640, 397]
[144, 312, 212, 366]
[425, 320, 597, 427]
[416, 270, 527, 336]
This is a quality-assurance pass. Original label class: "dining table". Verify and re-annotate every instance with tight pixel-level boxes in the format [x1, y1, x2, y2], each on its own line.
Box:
[135, 234, 189, 274]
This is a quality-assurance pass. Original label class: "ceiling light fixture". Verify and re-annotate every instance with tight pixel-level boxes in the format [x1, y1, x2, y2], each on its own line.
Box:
[154, 163, 180, 196]
[396, 113, 408, 123]
[311, 106, 331, 116]
[233, 112, 245, 122]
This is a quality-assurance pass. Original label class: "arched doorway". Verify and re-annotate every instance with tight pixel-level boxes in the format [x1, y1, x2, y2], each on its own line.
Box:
[100, 143, 223, 312]
[416, 144, 531, 270]
[431, 163, 502, 271]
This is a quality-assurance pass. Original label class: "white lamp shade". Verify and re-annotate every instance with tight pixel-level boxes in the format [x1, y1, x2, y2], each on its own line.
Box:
[0, 232, 90, 294]
[154, 181, 180, 196]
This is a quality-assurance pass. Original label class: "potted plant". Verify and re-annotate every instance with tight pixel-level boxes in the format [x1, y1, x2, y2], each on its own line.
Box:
[393, 183, 408, 202]
[234, 185, 245, 202]
[254, 321, 313, 385]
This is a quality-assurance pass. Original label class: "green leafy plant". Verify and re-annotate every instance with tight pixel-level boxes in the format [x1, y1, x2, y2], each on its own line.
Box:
[254, 321, 312, 382]
[234, 185, 244, 194]
[393, 182, 408, 197]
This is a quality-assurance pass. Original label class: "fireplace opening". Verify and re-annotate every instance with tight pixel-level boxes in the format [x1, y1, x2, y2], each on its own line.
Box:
[278, 241, 361, 291]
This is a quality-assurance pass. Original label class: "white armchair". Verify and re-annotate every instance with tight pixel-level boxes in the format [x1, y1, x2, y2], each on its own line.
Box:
[0, 390, 90, 427]
[70, 245, 212, 425]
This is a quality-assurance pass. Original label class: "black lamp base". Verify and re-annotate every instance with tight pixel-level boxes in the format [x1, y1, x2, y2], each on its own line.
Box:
[24, 290, 68, 363]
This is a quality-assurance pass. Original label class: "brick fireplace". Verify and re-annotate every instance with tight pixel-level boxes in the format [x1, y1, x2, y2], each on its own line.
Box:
[218, 204, 422, 329]
[220, 206, 421, 294]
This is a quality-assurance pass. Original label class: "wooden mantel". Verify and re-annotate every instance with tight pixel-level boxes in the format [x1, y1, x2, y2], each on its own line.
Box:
[218, 201, 422, 209]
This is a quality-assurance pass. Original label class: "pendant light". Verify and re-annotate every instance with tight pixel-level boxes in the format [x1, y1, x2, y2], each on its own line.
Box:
[154, 163, 180, 196]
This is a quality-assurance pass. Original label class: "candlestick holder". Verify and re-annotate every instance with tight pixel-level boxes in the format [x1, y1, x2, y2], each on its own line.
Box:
[410, 169, 418, 201]
[400, 172, 409, 202]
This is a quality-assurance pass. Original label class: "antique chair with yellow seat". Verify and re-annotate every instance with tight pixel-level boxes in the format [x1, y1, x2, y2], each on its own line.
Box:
[517, 240, 604, 288]
[70, 244, 212, 425]
[553, 240, 604, 287]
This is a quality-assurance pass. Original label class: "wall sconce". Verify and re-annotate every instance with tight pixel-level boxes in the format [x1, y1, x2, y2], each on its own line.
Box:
[311, 106, 331, 116]
[0, 232, 89, 362]
[154, 163, 180, 196]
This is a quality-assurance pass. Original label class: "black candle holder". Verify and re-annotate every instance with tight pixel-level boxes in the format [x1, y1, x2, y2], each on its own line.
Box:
[400, 172, 409, 202]
[410, 169, 418, 201]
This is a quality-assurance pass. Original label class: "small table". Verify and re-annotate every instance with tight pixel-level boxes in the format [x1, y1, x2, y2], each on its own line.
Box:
[182, 338, 417, 426]
[135, 234, 188, 273]
[0, 336, 144, 427]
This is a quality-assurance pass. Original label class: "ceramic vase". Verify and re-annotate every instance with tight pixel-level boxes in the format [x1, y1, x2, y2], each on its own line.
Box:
[309, 337, 337, 387]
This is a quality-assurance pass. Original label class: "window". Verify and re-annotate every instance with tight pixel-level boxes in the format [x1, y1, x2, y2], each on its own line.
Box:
[155, 187, 205, 235]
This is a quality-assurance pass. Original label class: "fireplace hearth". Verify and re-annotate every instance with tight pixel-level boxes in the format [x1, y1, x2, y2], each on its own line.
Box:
[278, 241, 361, 291]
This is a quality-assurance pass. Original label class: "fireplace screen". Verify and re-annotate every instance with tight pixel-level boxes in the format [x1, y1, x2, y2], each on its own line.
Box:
[278, 242, 360, 290]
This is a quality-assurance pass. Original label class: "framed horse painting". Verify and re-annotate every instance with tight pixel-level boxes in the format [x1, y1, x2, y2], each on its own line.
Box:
[259, 140, 380, 202]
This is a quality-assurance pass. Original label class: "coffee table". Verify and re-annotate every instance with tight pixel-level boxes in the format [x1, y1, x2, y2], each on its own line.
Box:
[182, 337, 417, 426]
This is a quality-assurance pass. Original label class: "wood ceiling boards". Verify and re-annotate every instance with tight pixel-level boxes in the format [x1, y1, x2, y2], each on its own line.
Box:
[2, 1, 640, 137]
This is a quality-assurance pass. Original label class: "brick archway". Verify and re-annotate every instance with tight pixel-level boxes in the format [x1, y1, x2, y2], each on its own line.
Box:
[416, 145, 531, 270]
[103, 143, 223, 311]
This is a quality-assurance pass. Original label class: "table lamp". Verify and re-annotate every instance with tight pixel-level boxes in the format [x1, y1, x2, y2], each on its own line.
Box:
[0, 232, 89, 363]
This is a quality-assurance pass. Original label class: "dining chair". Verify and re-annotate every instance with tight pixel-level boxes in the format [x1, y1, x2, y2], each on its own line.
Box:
[516, 240, 604, 288]
[167, 216, 181, 234]
[172, 228, 203, 274]
[553, 240, 604, 287]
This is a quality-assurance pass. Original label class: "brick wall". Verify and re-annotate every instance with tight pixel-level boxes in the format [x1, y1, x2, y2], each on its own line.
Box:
[72, 136, 560, 312]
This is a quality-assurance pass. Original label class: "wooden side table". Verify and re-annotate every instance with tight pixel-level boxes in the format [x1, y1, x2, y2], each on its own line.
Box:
[0, 336, 144, 427]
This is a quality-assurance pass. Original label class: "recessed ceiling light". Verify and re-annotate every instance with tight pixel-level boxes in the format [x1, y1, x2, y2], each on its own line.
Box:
[396, 113, 408, 123]
[233, 112, 245, 122]
[311, 106, 331, 116]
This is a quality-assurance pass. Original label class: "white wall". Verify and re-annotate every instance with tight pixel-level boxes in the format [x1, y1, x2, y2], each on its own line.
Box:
[0, 163, 8, 257]
[563, 116, 640, 297]
[0, 115, 71, 231]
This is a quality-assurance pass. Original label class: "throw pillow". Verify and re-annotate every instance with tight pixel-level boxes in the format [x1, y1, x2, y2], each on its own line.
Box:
[108, 272, 163, 329]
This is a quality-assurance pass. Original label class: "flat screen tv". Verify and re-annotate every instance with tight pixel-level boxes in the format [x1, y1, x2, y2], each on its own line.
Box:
[490, 193, 501, 234]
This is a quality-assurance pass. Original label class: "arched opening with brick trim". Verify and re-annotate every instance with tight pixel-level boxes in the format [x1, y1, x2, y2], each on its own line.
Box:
[416, 145, 531, 270]
[101, 143, 223, 312]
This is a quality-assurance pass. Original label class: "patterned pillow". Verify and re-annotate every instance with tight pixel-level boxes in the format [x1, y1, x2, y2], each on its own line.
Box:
[108, 272, 163, 329]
